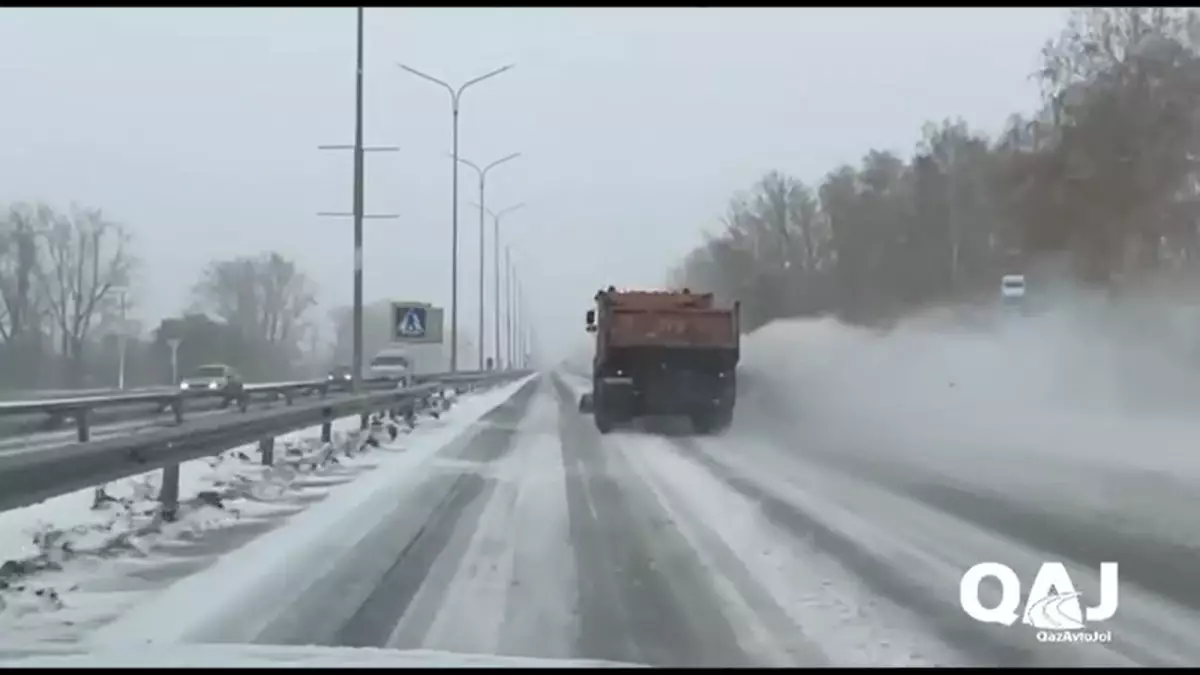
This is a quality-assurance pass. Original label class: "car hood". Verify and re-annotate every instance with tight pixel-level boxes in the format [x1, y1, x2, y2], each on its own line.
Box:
[0, 643, 645, 668]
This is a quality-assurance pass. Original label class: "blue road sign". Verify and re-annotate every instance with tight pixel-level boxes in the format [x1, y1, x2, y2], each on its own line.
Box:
[396, 306, 427, 339]
[390, 302, 444, 344]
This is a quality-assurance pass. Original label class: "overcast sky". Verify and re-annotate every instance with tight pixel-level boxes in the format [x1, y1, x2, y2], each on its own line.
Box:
[0, 8, 1067, 362]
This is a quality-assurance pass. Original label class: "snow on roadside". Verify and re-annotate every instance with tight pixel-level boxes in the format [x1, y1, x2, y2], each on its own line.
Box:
[0, 382, 479, 640]
[92, 374, 536, 647]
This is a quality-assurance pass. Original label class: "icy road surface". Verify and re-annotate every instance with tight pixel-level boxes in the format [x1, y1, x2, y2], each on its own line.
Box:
[86, 302, 1200, 668]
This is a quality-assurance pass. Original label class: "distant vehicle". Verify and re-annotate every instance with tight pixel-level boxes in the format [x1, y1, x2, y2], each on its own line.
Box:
[326, 365, 354, 384]
[1001, 274, 1027, 308]
[579, 286, 741, 435]
[368, 347, 415, 386]
[179, 364, 244, 406]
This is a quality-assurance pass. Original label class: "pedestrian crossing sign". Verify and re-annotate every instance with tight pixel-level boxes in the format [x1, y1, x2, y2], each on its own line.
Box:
[398, 307, 426, 338]
[390, 302, 443, 344]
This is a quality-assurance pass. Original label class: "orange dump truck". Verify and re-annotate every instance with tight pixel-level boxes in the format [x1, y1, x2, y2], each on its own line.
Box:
[579, 286, 740, 434]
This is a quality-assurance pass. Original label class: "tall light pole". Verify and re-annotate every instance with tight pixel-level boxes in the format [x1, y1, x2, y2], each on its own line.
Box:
[489, 203, 523, 371]
[471, 200, 524, 369]
[113, 287, 129, 390]
[458, 153, 520, 370]
[397, 62, 514, 372]
[504, 245, 513, 370]
[318, 7, 399, 392]
[515, 274, 524, 368]
[511, 258, 521, 369]
[509, 264, 518, 369]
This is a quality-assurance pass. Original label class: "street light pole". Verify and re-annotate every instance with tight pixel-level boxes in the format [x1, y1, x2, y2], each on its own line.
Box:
[457, 153, 520, 371]
[116, 288, 129, 390]
[509, 265, 517, 369]
[515, 274, 524, 368]
[317, 9, 400, 392]
[504, 245, 512, 370]
[351, 7, 365, 391]
[471, 200, 524, 370]
[397, 62, 515, 372]
[488, 203, 524, 372]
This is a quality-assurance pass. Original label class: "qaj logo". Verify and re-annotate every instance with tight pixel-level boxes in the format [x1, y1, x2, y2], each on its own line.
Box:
[960, 562, 1118, 643]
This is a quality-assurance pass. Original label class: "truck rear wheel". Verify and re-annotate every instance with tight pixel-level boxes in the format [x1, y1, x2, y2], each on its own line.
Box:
[594, 408, 614, 434]
[692, 406, 733, 435]
[592, 381, 614, 434]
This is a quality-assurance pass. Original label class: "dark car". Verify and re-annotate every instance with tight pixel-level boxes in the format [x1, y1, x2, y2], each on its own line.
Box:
[326, 365, 354, 385]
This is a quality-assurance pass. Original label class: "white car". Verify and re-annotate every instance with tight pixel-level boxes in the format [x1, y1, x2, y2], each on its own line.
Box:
[1001, 274, 1026, 303]
[368, 348, 415, 386]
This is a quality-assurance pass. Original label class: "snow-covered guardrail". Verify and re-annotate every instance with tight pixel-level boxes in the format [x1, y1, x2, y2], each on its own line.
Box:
[0, 369, 506, 443]
[0, 370, 532, 520]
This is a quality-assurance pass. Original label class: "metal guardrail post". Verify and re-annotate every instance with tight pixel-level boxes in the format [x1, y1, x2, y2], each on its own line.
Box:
[75, 410, 90, 442]
[160, 464, 181, 522]
[259, 437, 275, 466]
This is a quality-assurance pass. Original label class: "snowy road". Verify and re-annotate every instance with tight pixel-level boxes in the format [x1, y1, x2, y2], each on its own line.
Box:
[77, 364, 1200, 666]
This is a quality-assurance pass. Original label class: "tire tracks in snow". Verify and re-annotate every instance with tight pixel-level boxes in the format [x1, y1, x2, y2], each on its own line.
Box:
[550, 374, 750, 667]
[251, 377, 539, 647]
[661, 435, 1042, 666]
[614, 433, 967, 667]
[739, 370, 1200, 621]
[730, 376, 1200, 665]
[660, 396, 1200, 665]
[390, 376, 579, 659]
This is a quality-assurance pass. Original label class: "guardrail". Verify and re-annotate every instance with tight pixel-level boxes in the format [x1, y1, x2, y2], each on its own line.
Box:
[0, 370, 533, 519]
[0, 370, 504, 443]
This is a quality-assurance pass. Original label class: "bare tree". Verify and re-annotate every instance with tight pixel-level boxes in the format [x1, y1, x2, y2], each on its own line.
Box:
[35, 205, 134, 384]
[0, 203, 45, 344]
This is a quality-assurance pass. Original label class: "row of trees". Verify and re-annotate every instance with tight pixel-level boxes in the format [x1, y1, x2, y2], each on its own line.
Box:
[0, 203, 323, 391]
[672, 8, 1200, 332]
